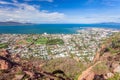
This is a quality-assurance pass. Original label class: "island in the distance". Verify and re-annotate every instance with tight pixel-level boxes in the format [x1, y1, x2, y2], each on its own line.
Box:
[0, 21, 33, 26]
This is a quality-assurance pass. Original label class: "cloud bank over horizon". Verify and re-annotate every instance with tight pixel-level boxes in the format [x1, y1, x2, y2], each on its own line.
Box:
[0, 0, 120, 23]
[0, 0, 65, 23]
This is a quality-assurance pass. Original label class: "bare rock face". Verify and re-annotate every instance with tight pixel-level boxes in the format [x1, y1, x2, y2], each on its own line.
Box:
[78, 71, 95, 80]
[0, 60, 10, 70]
[12, 54, 21, 63]
[0, 49, 11, 70]
[0, 49, 9, 57]
[113, 66, 120, 73]
[78, 46, 120, 80]
[85, 71, 95, 80]
[24, 71, 34, 78]
[0, 49, 71, 80]
[93, 51, 100, 63]
[13, 74, 24, 80]
[104, 72, 114, 79]
[78, 62, 101, 80]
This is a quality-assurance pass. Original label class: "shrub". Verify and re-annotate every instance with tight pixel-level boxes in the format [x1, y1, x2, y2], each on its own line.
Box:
[42, 58, 87, 79]
[101, 32, 120, 55]
[92, 62, 109, 74]
[108, 73, 120, 80]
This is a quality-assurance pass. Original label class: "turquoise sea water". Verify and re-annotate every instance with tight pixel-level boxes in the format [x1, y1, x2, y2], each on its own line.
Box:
[0, 24, 120, 34]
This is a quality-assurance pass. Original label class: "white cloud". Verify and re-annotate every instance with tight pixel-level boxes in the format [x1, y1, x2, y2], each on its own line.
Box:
[24, 0, 53, 2]
[39, 0, 53, 2]
[0, 1, 12, 5]
[0, 1, 65, 23]
[65, 13, 120, 24]
[1, 0, 119, 24]
[12, 0, 18, 3]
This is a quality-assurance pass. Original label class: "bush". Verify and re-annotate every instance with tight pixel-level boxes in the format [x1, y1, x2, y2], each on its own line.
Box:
[42, 58, 87, 79]
[92, 62, 109, 74]
[101, 32, 120, 55]
[108, 73, 120, 80]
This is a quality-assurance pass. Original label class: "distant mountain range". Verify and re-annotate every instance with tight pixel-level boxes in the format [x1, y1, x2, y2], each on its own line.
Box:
[96, 22, 120, 25]
[0, 21, 120, 26]
[0, 21, 33, 26]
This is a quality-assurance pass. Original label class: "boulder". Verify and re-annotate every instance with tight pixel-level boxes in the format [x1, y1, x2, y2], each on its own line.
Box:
[0, 49, 9, 57]
[113, 66, 120, 73]
[0, 59, 11, 70]
[112, 62, 119, 69]
[104, 72, 114, 79]
[24, 71, 34, 78]
[13, 74, 24, 80]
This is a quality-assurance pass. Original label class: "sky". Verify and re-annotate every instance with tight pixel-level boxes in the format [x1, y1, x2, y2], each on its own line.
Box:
[0, 0, 120, 23]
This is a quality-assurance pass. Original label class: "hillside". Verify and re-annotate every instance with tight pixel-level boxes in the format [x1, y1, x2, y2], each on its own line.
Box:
[0, 32, 119, 80]
[78, 32, 120, 80]
[0, 49, 73, 80]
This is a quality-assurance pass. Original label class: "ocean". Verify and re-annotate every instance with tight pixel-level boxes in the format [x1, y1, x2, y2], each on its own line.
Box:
[0, 24, 120, 34]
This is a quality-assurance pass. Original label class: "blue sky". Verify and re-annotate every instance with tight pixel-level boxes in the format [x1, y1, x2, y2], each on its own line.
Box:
[0, 0, 120, 23]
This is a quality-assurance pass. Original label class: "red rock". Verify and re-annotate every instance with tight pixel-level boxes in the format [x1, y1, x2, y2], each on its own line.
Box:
[93, 51, 100, 62]
[0, 60, 11, 70]
[0, 50, 11, 70]
[104, 72, 114, 79]
[12, 54, 21, 63]
[14, 74, 24, 80]
[113, 66, 120, 73]
[24, 71, 34, 78]
[0, 49, 9, 57]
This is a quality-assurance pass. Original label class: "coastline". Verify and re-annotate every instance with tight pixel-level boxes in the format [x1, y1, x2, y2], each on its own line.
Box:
[0, 27, 120, 80]
[0, 28, 119, 60]
[77, 27, 120, 33]
[0, 24, 120, 34]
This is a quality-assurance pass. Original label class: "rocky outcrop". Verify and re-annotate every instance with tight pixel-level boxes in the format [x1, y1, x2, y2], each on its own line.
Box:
[0, 59, 11, 70]
[78, 34, 120, 80]
[93, 50, 100, 63]
[79, 57, 119, 80]
[78, 51, 120, 80]
[78, 61, 101, 80]
[0, 49, 19, 70]
[0, 49, 71, 80]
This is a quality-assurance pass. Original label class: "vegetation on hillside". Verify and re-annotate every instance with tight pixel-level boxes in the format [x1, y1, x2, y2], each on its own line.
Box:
[108, 73, 120, 80]
[78, 32, 120, 80]
[92, 62, 109, 75]
[0, 32, 119, 80]
[42, 58, 87, 79]
[0, 43, 8, 49]
[101, 32, 120, 55]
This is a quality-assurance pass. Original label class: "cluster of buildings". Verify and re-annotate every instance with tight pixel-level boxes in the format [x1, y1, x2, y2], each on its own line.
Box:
[0, 28, 118, 61]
